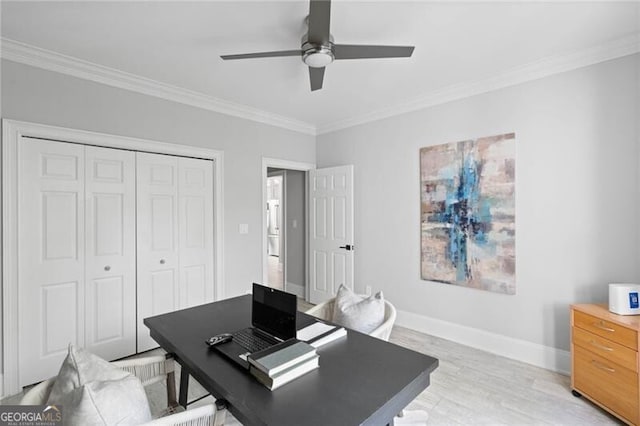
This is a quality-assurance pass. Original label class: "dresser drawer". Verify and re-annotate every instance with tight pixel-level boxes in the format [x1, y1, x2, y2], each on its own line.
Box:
[574, 310, 638, 350]
[573, 327, 638, 372]
[574, 345, 639, 424]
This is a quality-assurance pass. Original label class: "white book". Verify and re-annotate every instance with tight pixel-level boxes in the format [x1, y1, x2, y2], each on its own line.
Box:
[297, 321, 347, 348]
[250, 355, 319, 390]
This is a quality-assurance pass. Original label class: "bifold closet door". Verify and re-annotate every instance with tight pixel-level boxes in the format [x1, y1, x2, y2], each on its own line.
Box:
[136, 153, 180, 352]
[137, 153, 214, 351]
[18, 138, 86, 387]
[84, 146, 137, 360]
[17, 139, 136, 387]
[178, 157, 214, 308]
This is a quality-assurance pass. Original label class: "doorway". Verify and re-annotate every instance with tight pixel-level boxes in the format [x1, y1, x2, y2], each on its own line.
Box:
[262, 158, 315, 300]
[266, 170, 284, 290]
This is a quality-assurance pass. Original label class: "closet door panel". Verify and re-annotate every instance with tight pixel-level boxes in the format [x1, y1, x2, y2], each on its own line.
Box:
[85, 146, 136, 359]
[137, 152, 180, 352]
[178, 158, 214, 308]
[18, 138, 85, 387]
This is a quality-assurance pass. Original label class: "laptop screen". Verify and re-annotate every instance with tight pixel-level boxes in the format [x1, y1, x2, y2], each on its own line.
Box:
[252, 283, 297, 341]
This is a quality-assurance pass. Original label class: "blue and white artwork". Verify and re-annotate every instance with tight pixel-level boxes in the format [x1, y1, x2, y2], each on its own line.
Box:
[420, 133, 516, 295]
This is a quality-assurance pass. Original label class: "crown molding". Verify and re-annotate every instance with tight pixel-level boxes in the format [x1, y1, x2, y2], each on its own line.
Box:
[0, 38, 317, 136]
[2, 33, 638, 138]
[317, 32, 640, 135]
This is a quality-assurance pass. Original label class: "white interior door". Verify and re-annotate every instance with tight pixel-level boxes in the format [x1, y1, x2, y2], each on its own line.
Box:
[18, 138, 85, 386]
[84, 146, 136, 359]
[178, 157, 214, 308]
[136, 152, 180, 352]
[308, 165, 354, 304]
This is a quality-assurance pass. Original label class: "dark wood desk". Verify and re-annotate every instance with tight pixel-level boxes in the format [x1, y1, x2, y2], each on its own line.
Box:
[144, 295, 439, 426]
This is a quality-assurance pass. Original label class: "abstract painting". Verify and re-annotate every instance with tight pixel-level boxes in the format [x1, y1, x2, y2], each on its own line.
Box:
[420, 133, 516, 295]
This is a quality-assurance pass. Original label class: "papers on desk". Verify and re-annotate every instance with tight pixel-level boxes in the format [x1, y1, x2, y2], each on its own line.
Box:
[297, 321, 346, 348]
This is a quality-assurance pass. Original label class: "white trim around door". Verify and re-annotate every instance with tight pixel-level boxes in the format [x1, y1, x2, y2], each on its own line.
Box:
[261, 158, 315, 299]
[2, 119, 225, 396]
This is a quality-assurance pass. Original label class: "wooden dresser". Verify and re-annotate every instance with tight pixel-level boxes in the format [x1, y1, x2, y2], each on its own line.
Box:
[571, 304, 640, 425]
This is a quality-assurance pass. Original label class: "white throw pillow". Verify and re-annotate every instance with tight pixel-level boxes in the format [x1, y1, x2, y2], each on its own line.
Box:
[331, 284, 385, 334]
[55, 374, 151, 426]
[48, 345, 151, 425]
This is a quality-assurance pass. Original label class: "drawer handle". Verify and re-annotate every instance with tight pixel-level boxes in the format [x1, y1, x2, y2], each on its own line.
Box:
[592, 321, 615, 332]
[591, 360, 615, 373]
[589, 340, 613, 352]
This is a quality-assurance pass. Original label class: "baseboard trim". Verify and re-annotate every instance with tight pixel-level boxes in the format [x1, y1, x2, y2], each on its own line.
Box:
[396, 309, 571, 376]
[286, 282, 305, 298]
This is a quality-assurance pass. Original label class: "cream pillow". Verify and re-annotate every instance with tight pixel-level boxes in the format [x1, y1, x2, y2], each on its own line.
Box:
[48, 345, 151, 426]
[331, 284, 385, 334]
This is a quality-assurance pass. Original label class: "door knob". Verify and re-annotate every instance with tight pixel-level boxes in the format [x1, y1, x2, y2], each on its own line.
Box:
[104, 266, 111, 271]
[160, 259, 166, 264]
[339, 245, 354, 251]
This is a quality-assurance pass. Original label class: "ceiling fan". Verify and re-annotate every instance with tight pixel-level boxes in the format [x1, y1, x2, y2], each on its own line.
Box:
[220, 0, 415, 91]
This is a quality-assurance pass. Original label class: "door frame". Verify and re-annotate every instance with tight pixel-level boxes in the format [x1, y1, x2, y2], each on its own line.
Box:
[2, 119, 225, 396]
[261, 158, 314, 298]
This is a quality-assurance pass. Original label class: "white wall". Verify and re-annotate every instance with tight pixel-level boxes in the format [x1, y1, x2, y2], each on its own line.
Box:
[1, 59, 315, 299]
[317, 54, 640, 356]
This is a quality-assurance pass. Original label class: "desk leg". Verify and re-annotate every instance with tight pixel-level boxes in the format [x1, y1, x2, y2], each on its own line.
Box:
[179, 367, 189, 408]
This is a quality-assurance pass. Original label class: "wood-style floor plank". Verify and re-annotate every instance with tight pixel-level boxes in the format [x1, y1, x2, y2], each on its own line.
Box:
[391, 325, 620, 425]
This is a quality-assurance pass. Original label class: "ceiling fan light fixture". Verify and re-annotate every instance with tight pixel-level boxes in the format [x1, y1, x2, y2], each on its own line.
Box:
[303, 46, 334, 68]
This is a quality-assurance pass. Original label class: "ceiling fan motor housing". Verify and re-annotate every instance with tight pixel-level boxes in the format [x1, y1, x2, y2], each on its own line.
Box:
[302, 42, 334, 68]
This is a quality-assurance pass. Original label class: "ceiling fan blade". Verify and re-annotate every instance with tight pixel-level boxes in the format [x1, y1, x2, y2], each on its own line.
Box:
[333, 44, 415, 60]
[309, 66, 325, 91]
[308, 0, 331, 44]
[220, 50, 302, 60]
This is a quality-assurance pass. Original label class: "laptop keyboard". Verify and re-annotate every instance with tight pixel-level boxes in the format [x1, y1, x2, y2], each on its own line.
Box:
[234, 328, 279, 353]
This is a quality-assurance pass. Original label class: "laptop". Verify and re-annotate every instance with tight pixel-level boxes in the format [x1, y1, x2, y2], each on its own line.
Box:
[215, 283, 297, 369]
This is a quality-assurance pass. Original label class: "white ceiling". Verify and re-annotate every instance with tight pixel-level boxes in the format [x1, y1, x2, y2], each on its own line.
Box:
[2, 1, 639, 133]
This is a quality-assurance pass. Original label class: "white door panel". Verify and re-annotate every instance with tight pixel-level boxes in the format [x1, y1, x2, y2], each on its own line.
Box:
[18, 138, 85, 387]
[85, 146, 136, 360]
[137, 152, 180, 352]
[42, 281, 80, 355]
[308, 165, 354, 304]
[90, 276, 125, 342]
[178, 157, 214, 308]
[151, 270, 178, 313]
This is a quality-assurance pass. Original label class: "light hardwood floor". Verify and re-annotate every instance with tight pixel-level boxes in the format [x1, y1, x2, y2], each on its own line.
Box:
[389, 325, 620, 425]
[2, 306, 622, 425]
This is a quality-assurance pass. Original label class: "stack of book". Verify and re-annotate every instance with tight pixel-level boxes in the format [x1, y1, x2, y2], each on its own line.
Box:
[248, 339, 319, 390]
